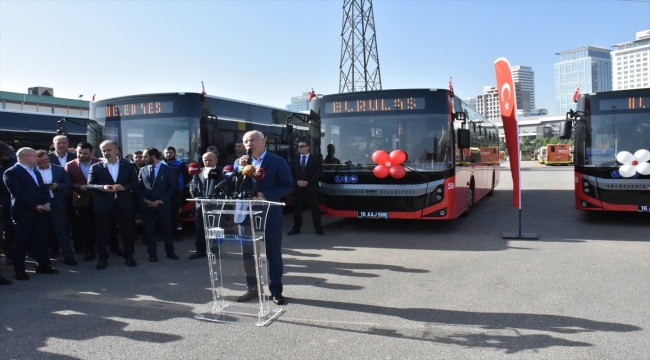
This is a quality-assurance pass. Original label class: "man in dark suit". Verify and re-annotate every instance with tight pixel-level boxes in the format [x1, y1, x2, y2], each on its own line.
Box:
[138, 147, 179, 262]
[234, 131, 293, 305]
[35, 150, 77, 266]
[0, 141, 15, 284]
[3, 147, 58, 280]
[188, 151, 222, 259]
[48, 135, 82, 255]
[288, 139, 324, 235]
[65, 142, 101, 262]
[87, 140, 139, 269]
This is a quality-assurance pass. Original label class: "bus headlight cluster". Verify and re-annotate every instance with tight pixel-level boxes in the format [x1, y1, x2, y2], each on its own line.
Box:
[433, 186, 444, 203]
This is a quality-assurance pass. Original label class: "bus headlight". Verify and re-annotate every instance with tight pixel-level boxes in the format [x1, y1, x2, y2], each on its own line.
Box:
[583, 181, 589, 187]
[435, 195, 442, 201]
[584, 188, 590, 193]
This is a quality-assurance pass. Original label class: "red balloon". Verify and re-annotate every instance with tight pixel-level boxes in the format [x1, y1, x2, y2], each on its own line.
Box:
[390, 150, 406, 165]
[390, 165, 406, 179]
[373, 165, 389, 178]
[372, 150, 389, 165]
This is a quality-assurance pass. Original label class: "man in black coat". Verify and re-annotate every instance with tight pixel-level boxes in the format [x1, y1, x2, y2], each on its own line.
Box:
[288, 139, 324, 235]
[87, 140, 139, 269]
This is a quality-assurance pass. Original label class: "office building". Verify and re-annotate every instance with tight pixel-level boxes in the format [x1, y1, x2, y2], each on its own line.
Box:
[286, 91, 321, 112]
[475, 86, 501, 124]
[611, 29, 650, 91]
[554, 46, 612, 114]
[511, 65, 535, 113]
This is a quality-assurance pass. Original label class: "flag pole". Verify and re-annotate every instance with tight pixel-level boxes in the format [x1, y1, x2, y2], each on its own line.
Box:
[494, 57, 538, 240]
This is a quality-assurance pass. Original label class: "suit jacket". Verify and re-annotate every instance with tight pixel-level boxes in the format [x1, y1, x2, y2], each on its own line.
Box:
[3, 164, 51, 219]
[234, 153, 293, 225]
[290, 153, 323, 192]
[49, 151, 77, 168]
[87, 159, 139, 212]
[65, 157, 101, 208]
[40, 164, 72, 211]
[138, 163, 178, 207]
[189, 166, 223, 208]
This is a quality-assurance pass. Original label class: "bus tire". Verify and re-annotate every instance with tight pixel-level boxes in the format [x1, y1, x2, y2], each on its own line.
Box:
[460, 184, 474, 218]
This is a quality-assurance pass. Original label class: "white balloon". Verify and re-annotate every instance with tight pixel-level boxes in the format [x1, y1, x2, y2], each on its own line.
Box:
[616, 151, 634, 164]
[636, 162, 650, 175]
[634, 149, 650, 163]
[618, 164, 636, 178]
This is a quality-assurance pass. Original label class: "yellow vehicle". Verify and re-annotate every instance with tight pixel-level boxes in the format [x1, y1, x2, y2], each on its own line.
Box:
[537, 147, 546, 164]
[545, 144, 572, 165]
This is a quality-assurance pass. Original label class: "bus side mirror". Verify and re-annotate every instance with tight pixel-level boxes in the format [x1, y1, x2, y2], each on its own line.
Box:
[559, 121, 572, 139]
[281, 123, 293, 144]
[309, 109, 321, 123]
[457, 129, 470, 149]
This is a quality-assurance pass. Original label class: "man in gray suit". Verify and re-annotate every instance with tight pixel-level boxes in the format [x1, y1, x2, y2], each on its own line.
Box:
[139, 147, 179, 262]
[35, 150, 77, 266]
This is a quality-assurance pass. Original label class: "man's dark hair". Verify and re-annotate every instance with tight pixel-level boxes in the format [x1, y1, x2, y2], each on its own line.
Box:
[145, 147, 161, 160]
[164, 146, 176, 152]
[298, 138, 310, 146]
[36, 149, 48, 158]
[76, 142, 93, 151]
[133, 150, 143, 156]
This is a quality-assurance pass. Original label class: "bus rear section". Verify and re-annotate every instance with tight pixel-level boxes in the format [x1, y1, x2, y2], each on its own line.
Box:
[537, 147, 546, 164]
[545, 144, 571, 165]
[312, 89, 500, 220]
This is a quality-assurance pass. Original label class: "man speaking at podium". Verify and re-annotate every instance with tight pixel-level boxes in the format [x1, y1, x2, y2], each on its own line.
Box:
[234, 131, 293, 305]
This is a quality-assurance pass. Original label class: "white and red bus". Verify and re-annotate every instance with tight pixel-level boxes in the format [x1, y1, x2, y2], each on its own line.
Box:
[311, 88, 500, 219]
[560, 88, 650, 212]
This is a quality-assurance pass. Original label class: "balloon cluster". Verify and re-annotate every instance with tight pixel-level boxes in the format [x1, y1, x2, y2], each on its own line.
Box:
[372, 150, 407, 179]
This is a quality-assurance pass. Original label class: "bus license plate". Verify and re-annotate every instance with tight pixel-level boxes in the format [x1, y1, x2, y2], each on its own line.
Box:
[357, 211, 389, 219]
[637, 205, 650, 212]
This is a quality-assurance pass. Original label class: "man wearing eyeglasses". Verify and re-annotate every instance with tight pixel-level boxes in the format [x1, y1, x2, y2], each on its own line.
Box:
[288, 139, 324, 236]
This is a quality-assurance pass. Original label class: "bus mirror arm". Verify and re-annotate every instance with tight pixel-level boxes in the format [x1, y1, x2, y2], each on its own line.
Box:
[57, 117, 88, 136]
[560, 110, 587, 139]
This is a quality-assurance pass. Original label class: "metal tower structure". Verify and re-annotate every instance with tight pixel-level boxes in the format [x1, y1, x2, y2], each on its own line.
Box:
[339, 0, 382, 93]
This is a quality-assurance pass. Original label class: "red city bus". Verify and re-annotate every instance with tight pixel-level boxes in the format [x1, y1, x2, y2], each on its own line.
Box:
[311, 88, 500, 219]
[560, 89, 650, 212]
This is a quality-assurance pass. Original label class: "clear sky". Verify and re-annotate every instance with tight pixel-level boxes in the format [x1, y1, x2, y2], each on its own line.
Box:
[1, 0, 649, 114]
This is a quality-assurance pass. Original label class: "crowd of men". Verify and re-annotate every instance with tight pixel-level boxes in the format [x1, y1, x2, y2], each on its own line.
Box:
[0, 132, 324, 305]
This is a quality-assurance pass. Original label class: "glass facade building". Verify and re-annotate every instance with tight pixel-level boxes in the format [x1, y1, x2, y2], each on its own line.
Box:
[611, 29, 650, 91]
[554, 46, 612, 115]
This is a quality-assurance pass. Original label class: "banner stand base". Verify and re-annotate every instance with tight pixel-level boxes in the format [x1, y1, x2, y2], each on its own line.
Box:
[503, 232, 539, 240]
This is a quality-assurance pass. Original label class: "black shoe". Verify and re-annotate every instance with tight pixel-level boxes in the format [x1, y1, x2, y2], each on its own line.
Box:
[84, 253, 97, 262]
[287, 229, 300, 235]
[316, 230, 325, 235]
[236, 290, 259, 302]
[64, 257, 78, 266]
[0, 275, 12, 285]
[149, 255, 158, 263]
[14, 270, 29, 281]
[125, 258, 137, 267]
[166, 252, 179, 260]
[272, 293, 285, 305]
[96, 260, 108, 270]
[189, 252, 207, 260]
[36, 265, 59, 275]
[110, 247, 125, 256]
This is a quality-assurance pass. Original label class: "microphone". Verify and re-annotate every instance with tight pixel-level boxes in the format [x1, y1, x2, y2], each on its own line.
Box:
[188, 162, 201, 175]
[238, 165, 255, 198]
[250, 168, 265, 198]
[206, 168, 220, 198]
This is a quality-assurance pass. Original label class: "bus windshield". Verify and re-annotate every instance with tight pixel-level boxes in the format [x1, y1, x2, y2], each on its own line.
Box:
[321, 113, 451, 171]
[578, 113, 650, 167]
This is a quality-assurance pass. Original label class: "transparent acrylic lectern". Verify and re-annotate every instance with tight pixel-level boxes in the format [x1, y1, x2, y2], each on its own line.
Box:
[192, 199, 285, 326]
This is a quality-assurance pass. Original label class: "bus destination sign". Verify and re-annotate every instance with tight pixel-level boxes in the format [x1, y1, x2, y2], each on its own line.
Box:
[99, 101, 174, 118]
[325, 97, 425, 114]
[599, 96, 650, 111]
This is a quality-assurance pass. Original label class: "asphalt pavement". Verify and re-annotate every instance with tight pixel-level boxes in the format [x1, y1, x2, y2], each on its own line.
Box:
[0, 160, 648, 359]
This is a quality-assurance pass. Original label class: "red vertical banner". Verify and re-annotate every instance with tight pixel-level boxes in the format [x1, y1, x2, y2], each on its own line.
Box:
[494, 58, 521, 209]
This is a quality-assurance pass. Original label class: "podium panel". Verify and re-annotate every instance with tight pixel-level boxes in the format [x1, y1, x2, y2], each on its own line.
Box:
[192, 199, 284, 326]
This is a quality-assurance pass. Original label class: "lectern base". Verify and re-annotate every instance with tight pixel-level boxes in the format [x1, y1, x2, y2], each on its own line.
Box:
[195, 305, 284, 327]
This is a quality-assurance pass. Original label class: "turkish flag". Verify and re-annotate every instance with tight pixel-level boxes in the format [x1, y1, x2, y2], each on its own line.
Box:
[494, 58, 521, 209]
[308, 88, 316, 102]
[572, 85, 580, 103]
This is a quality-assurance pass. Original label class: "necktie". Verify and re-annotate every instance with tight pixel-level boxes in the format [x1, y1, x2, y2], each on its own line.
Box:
[301, 155, 306, 172]
[150, 165, 156, 186]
